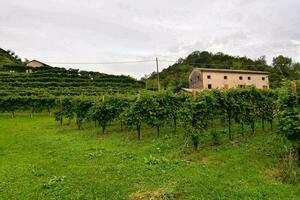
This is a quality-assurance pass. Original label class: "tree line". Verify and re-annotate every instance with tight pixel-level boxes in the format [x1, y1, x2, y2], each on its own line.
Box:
[146, 51, 300, 90]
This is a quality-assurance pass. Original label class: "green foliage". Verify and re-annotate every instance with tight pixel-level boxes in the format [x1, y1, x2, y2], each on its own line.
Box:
[160, 91, 187, 132]
[123, 95, 150, 140]
[88, 98, 119, 134]
[54, 97, 74, 126]
[0, 96, 20, 118]
[42, 176, 66, 189]
[179, 94, 211, 150]
[146, 51, 300, 89]
[0, 64, 145, 97]
[278, 92, 300, 142]
[0, 88, 282, 148]
[279, 110, 300, 140]
[273, 55, 293, 79]
[144, 94, 168, 137]
[0, 48, 24, 66]
[73, 97, 93, 129]
[144, 155, 162, 165]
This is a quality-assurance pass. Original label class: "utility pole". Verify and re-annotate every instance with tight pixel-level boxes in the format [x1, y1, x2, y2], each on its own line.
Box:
[156, 57, 160, 91]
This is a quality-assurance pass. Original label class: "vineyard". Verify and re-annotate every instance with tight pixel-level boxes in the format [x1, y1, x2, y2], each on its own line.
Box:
[0, 65, 145, 97]
[1, 85, 299, 155]
[1, 56, 300, 198]
[1, 85, 300, 199]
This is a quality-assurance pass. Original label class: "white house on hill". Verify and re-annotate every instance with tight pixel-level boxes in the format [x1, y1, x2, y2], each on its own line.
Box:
[26, 60, 49, 68]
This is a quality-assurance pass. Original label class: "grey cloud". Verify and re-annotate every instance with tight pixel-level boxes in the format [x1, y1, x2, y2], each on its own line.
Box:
[0, 0, 299, 78]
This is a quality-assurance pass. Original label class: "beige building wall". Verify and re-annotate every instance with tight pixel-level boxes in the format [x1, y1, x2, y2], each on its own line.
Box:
[201, 71, 269, 89]
[189, 69, 269, 90]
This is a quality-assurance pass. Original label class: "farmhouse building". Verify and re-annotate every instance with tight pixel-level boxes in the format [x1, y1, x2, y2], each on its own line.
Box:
[26, 60, 49, 68]
[189, 68, 269, 90]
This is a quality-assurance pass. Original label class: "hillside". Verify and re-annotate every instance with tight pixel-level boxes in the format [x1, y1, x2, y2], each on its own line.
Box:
[0, 66, 144, 96]
[0, 48, 145, 96]
[147, 51, 300, 90]
[0, 48, 24, 66]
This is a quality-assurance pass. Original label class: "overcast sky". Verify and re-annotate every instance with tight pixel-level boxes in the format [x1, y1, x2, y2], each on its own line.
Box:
[1, 0, 300, 78]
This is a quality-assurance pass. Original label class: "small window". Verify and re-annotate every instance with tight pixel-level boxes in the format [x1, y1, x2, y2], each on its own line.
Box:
[197, 75, 200, 80]
[207, 75, 211, 79]
[263, 85, 268, 89]
[238, 84, 246, 88]
[208, 84, 212, 89]
[224, 76, 228, 80]
[239, 76, 243, 80]
[262, 77, 265, 81]
[248, 76, 251, 80]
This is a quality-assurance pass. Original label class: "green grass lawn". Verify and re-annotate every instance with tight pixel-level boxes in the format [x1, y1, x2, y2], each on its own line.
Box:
[0, 114, 299, 199]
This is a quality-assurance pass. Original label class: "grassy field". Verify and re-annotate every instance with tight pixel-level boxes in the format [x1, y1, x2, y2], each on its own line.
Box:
[0, 114, 299, 199]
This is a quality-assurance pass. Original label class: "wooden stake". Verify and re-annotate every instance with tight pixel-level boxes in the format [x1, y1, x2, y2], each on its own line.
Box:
[156, 57, 160, 91]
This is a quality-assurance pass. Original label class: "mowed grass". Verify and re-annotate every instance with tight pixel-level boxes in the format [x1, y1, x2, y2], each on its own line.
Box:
[0, 114, 299, 199]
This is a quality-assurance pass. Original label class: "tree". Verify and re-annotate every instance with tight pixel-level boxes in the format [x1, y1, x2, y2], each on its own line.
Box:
[25, 96, 43, 118]
[123, 95, 149, 140]
[180, 94, 210, 151]
[145, 94, 168, 138]
[73, 97, 93, 130]
[243, 88, 259, 134]
[41, 96, 56, 116]
[228, 89, 246, 137]
[272, 55, 293, 79]
[0, 96, 20, 118]
[163, 92, 187, 133]
[54, 97, 74, 126]
[107, 96, 131, 131]
[259, 90, 277, 130]
[223, 90, 236, 140]
[88, 99, 117, 134]
[278, 90, 300, 166]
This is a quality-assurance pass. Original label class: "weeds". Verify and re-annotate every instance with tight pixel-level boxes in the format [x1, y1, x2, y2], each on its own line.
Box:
[42, 176, 65, 189]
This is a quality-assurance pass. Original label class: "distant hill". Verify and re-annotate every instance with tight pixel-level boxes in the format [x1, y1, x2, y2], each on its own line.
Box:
[0, 48, 24, 66]
[147, 51, 300, 90]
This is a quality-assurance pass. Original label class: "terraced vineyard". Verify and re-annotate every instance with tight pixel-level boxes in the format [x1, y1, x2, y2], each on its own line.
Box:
[0, 65, 145, 97]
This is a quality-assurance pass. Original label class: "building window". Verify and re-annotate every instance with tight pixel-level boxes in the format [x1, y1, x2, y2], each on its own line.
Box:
[197, 76, 200, 80]
[263, 85, 268, 89]
[238, 84, 246, 88]
[207, 75, 211, 79]
[262, 77, 265, 81]
[239, 76, 243, 80]
[248, 76, 251, 80]
[208, 84, 212, 89]
[224, 76, 228, 80]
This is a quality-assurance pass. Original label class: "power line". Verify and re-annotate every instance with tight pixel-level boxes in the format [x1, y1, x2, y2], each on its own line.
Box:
[159, 60, 269, 67]
[45, 58, 269, 68]
[45, 60, 155, 65]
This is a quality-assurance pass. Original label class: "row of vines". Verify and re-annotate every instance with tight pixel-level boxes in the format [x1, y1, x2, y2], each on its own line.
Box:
[1, 87, 299, 164]
[0, 66, 145, 97]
